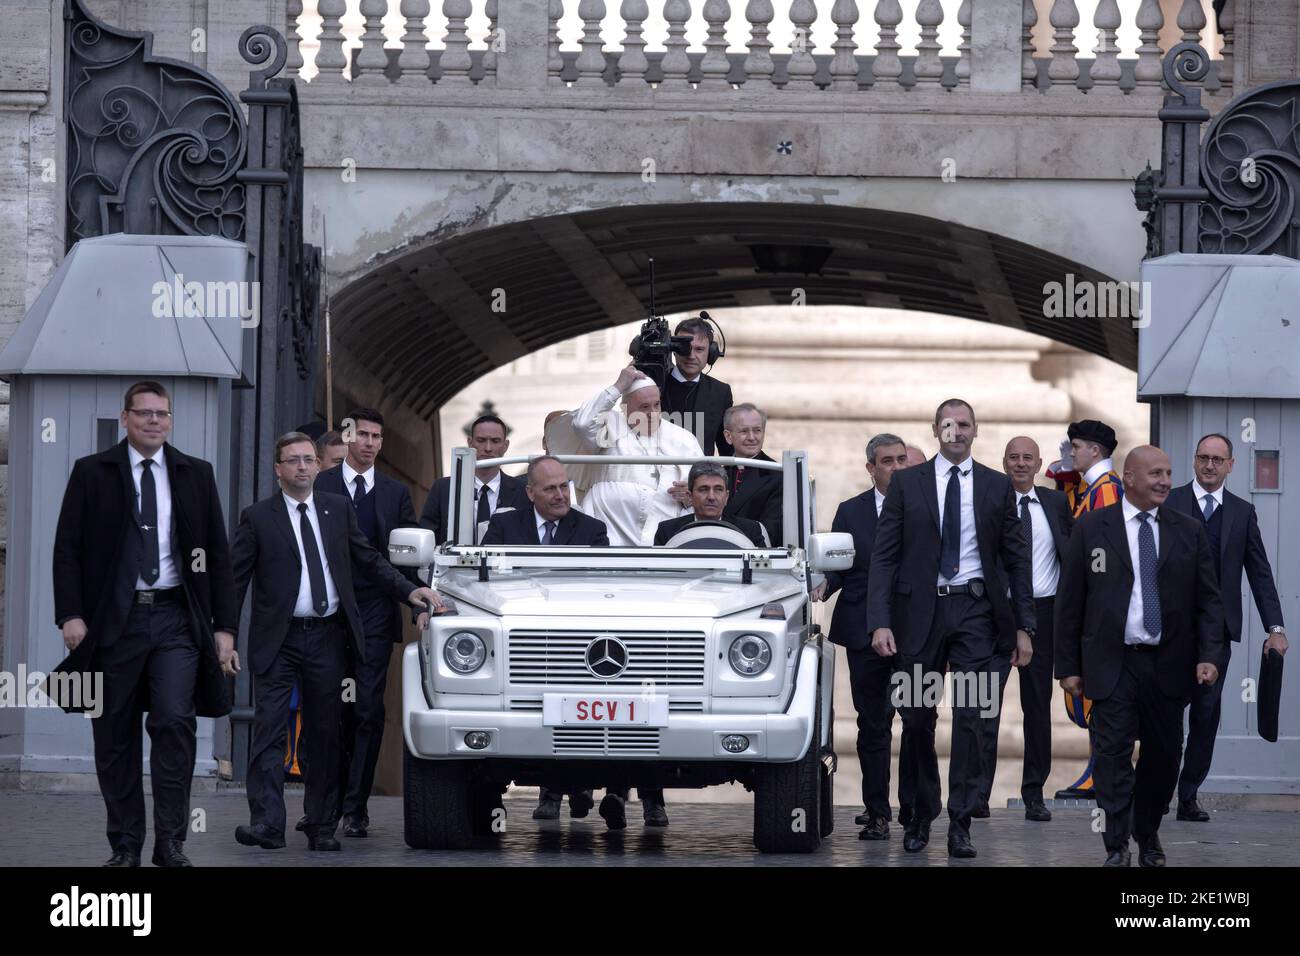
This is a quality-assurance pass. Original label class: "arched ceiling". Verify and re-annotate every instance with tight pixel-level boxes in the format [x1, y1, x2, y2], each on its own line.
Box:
[332, 202, 1137, 419]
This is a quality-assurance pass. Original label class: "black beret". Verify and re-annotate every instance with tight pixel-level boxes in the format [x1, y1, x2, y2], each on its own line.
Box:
[1067, 419, 1118, 455]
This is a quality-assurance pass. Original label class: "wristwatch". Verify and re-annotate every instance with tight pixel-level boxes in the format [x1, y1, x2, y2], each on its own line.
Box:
[1268, 625, 1286, 634]
[1022, 626, 1036, 638]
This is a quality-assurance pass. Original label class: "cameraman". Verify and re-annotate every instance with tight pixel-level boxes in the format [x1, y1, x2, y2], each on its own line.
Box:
[660, 316, 734, 456]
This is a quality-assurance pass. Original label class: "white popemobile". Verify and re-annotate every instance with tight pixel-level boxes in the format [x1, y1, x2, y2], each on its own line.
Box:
[389, 447, 853, 853]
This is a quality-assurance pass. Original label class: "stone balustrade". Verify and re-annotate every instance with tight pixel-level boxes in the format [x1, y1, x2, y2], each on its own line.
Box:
[290, 0, 1232, 95]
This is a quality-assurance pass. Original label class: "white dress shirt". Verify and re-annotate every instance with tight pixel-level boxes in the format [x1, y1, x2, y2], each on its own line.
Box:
[129, 443, 179, 589]
[341, 460, 375, 498]
[475, 472, 502, 515]
[934, 455, 983, 585]
[1016, 489, 1060, 599]
[874, 487, 886, 517]
[284, 492, 341, 617]
[1121, 497, 1161, 645]
[535, 509, 559, 543]
[670, 365, 702, 384]
[1192, 479, 1224, 518]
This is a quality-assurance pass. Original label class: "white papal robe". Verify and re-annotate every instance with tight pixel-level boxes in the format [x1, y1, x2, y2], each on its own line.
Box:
[558, 384, 703, 547]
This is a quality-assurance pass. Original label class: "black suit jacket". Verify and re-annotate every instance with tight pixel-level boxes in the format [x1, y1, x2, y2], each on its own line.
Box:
[51, 440, 238, 717]
[724, 451, 783, 546]
[653, 513, 769, 548]
[315, 465, 422, 641]
[661, 371, 734, 456]
[1166, 482, 1284, 642]
[866, 457, 1035, 655]
[1054, 503, 1225, 701]
[231, 491, 417, 675]
[419, 472, 528, 544]
[825, 489, 880, 652]
[481, 506, 610, 546]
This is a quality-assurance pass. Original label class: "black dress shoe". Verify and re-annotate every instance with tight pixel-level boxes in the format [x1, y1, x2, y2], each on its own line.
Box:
[854, 810, 871, 826]
[903, 821, 930, 853]
[532, 796, 562, 821]
[103, 850, 140, 867]
[858, 816, 890, 841]
[643, 799, 669, 828]
[1103, 847, 1132, 867]
[151, 840, 192, 867]
[295, 814, 308, 832]
[1024, 801, 1053, 822]
[307, 833, 341, 851]
[947, 828, 978, 858]
[599, 793, 627, 831]
[1137, 835, 1167, 868]
[971, 801, 991, 819]
[235, 824, 286, 849]
[342, 817, 368, 838]
[569, 790, 595, 819]
[1176, 799, 1210, 822]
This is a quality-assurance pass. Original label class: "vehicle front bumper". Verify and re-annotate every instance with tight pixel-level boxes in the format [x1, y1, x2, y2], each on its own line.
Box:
[401, 643, 819, 763]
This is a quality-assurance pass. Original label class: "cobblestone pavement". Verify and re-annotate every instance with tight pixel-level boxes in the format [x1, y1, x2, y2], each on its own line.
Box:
[2, 790, 1296, 866]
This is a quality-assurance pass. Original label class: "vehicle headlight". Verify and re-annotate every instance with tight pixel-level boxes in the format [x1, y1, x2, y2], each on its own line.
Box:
[728, 634, 771, 676]
[443, 631, 486, 673]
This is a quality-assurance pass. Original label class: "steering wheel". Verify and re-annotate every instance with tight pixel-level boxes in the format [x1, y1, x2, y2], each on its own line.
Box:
[663, 519, 755, 550]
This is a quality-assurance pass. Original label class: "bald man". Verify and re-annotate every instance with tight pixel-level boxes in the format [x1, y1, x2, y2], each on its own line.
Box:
[1055, 445, 1224, 867]
[905, 446, 927, 468]
[981, 437, 1073, 822]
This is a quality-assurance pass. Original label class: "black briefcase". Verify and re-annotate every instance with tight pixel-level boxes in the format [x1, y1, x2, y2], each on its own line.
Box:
[1258, 647, 1284, 743]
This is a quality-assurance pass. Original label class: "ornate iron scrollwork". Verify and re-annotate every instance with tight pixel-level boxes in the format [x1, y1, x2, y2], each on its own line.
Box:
[64, 0, 248, 243]
[1198, 80, 1300, 256]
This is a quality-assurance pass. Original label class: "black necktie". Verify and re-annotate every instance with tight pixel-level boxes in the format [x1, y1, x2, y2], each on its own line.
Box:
[1137, 512, 1161, 640]
[298, 502, 329, 616]
[1020, 496, 1034, 558]
[140, 459, 160, 585]
[542, 520, 556, 545]
[353, 474, 366, 506]
[940, 465, 961, 580]
[477, 485, 492, 524]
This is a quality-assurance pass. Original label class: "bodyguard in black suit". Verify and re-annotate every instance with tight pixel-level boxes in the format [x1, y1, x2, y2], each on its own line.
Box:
[1167, 434, 1287, 821]
[816, 433, 914, 840]
[231, 432, 442, 852]
[1055, 445, 1224, 866]
[314, 408, 422, 837]
[980, 437, 1074, 821]
[721, 404, 783, 546]
[867, 399, 1035, 858]
[659, 316, 734, 456]
[419, 412, 528, 543]
[52, 381, 239, 867]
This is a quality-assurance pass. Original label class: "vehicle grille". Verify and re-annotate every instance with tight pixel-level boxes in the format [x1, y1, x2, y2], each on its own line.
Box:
[552, 728, 661, 756]
[509, 697, 704, 713]
[508, 629, 707, 687]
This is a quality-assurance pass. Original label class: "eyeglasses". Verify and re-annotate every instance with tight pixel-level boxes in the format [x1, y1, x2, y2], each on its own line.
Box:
[278, 455, 318, 466]
[127, 408, 172, 421]
[1195, 455, 1229, 466]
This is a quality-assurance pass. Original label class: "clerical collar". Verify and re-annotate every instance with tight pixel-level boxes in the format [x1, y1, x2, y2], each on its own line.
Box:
[670, 365, 701, 384]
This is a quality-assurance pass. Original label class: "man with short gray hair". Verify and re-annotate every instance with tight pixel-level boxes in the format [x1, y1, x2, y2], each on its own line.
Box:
[722, 403, 783, 545]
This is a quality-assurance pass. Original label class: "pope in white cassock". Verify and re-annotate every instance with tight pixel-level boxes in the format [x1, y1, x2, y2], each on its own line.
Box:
[546, 365, 703, 547]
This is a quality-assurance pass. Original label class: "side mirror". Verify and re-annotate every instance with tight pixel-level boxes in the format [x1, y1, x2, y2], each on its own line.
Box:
[389, 527, 437, 567]
[807, 532, 854, 572]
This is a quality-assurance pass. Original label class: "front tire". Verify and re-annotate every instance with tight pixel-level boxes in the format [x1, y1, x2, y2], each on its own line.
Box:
[403, 749, 473, 850]
[753, 692, 823, 853]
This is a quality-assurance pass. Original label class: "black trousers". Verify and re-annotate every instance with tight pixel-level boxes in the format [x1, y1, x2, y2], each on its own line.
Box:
[247, 617, 348, 837]
[339, 602, 397, 822]
[91, 600, 199, 855]
[1090, 644, 1186, 853]
[1178, 639, 1232, 802]
[846, 645, 897, 820]
[977, 595, 1056, 805]
[897, 591, 996, 832]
